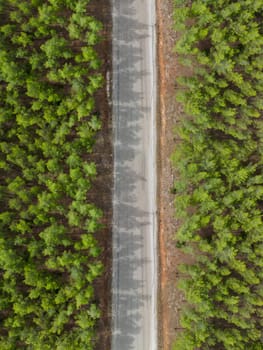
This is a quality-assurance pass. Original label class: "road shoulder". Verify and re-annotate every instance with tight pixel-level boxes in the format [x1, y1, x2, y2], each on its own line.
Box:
[90, 1, 112, 349]
[156, 1, 190, 349]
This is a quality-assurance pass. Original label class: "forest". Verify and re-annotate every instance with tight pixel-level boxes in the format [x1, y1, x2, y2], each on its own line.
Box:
[0, 0, 104, 349]
[172, 0, 263, 349]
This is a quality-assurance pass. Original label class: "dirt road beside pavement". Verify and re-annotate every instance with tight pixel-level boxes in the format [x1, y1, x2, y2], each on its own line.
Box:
[157, 1, 190, 349]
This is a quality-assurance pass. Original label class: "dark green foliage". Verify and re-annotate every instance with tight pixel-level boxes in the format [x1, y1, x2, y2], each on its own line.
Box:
[172, 0, 263, 349]
[0, 0, 104, 349]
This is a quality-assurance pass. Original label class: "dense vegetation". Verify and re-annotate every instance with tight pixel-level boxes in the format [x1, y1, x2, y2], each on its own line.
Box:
[172, 1, 263, 349]
[0, 1, 104, 349]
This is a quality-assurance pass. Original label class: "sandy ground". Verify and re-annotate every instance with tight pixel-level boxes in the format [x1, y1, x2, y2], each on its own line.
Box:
[156, 0, 190, 349]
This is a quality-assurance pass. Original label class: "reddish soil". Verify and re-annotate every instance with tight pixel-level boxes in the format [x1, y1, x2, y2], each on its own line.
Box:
[156, 1, 191, 349]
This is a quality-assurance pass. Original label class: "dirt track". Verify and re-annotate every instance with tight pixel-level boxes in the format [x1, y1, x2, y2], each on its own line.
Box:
[157, 0, 191, 349]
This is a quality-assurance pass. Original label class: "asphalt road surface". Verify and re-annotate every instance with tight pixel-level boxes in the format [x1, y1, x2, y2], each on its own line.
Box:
[111, 0, 157, 349]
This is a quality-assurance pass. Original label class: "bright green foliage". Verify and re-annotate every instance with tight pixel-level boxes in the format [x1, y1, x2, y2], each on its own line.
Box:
[172, 0, 263, 349]
[0, 0, 104, 348]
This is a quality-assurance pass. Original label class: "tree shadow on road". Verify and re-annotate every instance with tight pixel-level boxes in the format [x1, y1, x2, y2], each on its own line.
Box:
[111, 0, 155, 349]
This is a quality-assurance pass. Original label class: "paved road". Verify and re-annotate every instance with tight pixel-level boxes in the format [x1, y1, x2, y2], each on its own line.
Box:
[111, 0, 157, 349]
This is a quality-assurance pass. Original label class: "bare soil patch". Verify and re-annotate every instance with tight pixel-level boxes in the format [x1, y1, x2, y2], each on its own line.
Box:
[156, 1, 191, 349]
